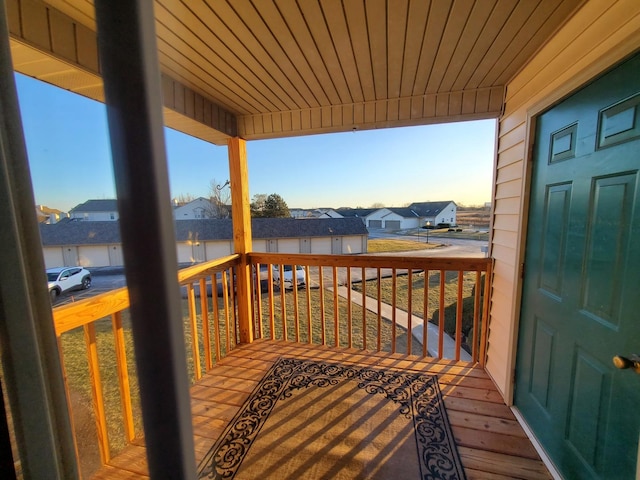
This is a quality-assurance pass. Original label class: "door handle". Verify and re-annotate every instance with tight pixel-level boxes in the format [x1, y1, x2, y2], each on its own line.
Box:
[613, 354, 640, 374]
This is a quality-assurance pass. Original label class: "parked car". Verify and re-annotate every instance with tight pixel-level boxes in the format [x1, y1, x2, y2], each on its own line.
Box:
[272, 265, 306, 290]
[47, 267, 91, 302]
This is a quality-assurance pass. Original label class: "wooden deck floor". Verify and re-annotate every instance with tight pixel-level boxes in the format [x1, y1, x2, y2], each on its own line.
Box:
[92, 340, 552, 479]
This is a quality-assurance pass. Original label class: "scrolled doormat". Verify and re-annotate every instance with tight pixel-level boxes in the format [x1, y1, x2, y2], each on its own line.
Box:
[198, 357, 466, 480]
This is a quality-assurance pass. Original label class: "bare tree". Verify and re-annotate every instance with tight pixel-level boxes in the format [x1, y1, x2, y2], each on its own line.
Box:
[205, 179, 231, 218]
[173, 192, 196, 206]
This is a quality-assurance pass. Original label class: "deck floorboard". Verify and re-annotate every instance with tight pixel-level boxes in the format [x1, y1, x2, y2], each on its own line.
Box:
[92, 340, 552, 479]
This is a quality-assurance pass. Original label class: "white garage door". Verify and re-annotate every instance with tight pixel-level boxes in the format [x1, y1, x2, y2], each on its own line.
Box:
[43, 248, 64, 268]
[368, 220, 382, 228]
[78, 246, 110, 267]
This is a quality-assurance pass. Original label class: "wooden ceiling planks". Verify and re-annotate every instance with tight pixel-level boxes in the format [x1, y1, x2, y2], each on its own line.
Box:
[412, 0, 451, 97]
[342, 0, 376, 102]
[222, 5, 313, 112]
[437, 0, 494, 93]
[450, 0, 516, 92]
[276, 0, 343, 106]
[9, 0, 586, 141]
[488, 0, 584, 87]
[163, 0, 301, 113]
[155, 3, 272, 114]
[466, 0, 542, 88]
[399, 0, 429, 99]
[299, 0, 353, 105]
[318, 0, 365, 104]
[385, 0, 407, 101]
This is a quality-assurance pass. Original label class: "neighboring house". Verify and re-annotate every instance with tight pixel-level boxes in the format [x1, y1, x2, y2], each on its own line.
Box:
[69, 199, 119, 221]
[39, 217, 369, 267]
[289, 208, 307, 218]
[35, 205, 67, 224]
[365, 208, 421, 230]
[335, 208, 378, 227]
[339, 204, 455, 230]
[173, 197, 215, 219]
[408, 201, 457, 226]
[290, 208, 343, 219]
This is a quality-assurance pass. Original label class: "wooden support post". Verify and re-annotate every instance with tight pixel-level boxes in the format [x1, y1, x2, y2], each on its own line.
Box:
[228, 137, 254, 344]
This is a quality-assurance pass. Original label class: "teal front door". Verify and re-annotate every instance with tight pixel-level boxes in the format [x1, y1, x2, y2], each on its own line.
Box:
[516, 54, 640, 479]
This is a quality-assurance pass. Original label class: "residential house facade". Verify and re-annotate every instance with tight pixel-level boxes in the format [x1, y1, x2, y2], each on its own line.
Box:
[68, 199, 119, 221]
[409, 201, 457, 226]
[339, 202, 456, 230]
[289, 208, 343, 219]
[364, 207, 421, 230]
[35, 205, 67, 224]
[172, 197, 215, 219]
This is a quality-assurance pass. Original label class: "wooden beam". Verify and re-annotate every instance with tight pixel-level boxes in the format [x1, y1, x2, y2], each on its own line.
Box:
[228, 137, 254, 343]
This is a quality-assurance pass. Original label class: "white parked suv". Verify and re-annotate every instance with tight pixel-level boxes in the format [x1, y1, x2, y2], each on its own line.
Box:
[47, 267, 91, 302]
[272, 265, 306, 290]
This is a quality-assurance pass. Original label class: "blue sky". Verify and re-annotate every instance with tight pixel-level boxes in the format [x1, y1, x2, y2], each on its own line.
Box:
[16, 73, 495, 212]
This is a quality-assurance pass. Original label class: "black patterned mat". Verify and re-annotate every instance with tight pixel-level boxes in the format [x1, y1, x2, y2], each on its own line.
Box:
[197, 357, 466, 480]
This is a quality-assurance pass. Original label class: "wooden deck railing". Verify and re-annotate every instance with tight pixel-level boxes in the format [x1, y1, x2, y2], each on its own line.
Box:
[51, 252, 490, 475]
[52, 255, 241, 471]
[248, 253, 491, 363]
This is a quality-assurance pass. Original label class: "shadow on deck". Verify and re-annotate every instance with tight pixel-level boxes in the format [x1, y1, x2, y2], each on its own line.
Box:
[91, 340, 551, 479]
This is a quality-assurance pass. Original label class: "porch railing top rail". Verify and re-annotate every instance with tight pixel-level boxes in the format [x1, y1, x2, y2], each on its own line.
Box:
[248, 252, 490, 271]
[53, 254, 240, 335]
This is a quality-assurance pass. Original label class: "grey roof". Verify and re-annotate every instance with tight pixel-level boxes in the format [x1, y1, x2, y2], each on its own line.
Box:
[251, 217, 367, 238]
[407, 201, 456, 216]
[385, 208, 420, 218]
[40, 218, 122, 245]
[40, 217, 368, 246]
[69, 199, 118, 213]
[335, 208, 378, 218]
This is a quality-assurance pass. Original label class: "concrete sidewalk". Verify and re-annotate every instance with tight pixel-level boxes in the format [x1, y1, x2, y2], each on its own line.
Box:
[331, 286, 471, 361]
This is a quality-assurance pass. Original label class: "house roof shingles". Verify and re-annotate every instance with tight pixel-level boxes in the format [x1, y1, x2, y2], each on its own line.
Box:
[40, 217, 368, 246]
[385, 208, 420, 218]
[335, 208, 378, 218]
[69, 199, 119, 213]
[408, 201, 455, 216]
